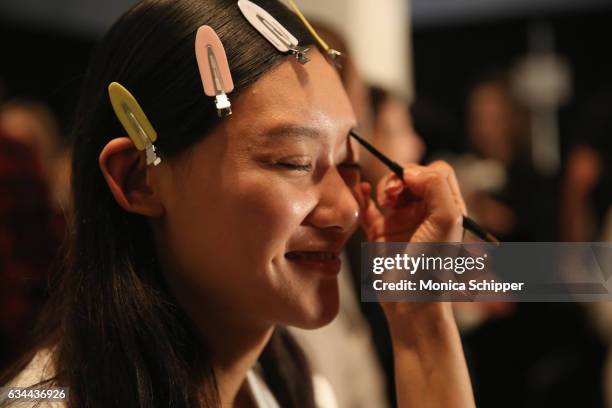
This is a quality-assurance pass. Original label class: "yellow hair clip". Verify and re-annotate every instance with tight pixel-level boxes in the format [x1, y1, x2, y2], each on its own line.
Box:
[284, 0, 343, 64]
[108, 82, 161, 166]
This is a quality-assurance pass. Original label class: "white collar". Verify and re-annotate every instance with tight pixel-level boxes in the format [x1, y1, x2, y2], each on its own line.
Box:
[245, 367, 281, 408]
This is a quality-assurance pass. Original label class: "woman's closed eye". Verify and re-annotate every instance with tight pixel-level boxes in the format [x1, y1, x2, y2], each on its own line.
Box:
[275, 156, 313, 172]
[277, 162, 313, 172]
[270, 155, 361, 186]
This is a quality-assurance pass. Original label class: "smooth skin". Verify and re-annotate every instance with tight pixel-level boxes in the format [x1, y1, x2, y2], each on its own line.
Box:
[99, 49, 474, 407]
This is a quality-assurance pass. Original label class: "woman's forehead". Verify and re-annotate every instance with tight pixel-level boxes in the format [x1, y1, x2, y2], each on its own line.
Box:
[228, 50, 356, 141]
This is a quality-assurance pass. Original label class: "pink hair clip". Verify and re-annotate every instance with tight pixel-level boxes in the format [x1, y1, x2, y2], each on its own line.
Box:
[195, 25, 235, 117]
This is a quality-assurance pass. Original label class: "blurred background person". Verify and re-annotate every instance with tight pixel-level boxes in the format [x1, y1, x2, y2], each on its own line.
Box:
[567, 86, 612, 408]
[363, 86, 426, 183]
[0, 129, 63, 372]
[453, 71, 605, 408]
[561, 85, 612, 242]
[453, 71, 559, 242]
[0, 88, 67, 373]
[0, 99, 72, 215]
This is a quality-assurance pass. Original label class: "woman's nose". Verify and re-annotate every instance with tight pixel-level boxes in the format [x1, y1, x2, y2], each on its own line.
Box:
[303, 167, 360, 233]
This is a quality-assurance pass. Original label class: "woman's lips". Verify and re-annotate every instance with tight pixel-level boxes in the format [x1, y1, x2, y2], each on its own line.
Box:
[284, 251, 341, 275]
[285, 251, 337, 261]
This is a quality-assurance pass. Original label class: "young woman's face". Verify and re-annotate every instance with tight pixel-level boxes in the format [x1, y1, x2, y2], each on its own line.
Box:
[153, 50, 360, 330]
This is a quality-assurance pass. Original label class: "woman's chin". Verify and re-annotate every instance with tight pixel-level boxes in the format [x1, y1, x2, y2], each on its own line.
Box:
[290, 284, 340, 329]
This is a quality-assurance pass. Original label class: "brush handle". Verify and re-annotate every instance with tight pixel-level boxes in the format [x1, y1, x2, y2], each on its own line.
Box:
[349, 130, 499, 243]
[349, 130, 404, 179]
[462, 216, 499, 244]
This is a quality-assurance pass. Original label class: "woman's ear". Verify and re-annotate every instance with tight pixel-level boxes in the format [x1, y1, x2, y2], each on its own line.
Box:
[99, 137, 164, 217]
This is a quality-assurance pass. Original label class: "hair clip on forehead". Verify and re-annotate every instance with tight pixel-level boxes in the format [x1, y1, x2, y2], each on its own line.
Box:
[238, 0, 310, 65]
[195, 26, 235, 117]
[108, 82, 162, 166]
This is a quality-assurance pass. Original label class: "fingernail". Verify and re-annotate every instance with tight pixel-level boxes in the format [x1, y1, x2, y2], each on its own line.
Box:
[388, 179, 402, 190]
[405, 168, 421, 177]
[387, 183, 403, 194]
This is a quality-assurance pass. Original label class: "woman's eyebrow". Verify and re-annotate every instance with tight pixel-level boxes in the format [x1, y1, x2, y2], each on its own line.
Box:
[263, 124, 321, 140]
[261, 123, 356, 158]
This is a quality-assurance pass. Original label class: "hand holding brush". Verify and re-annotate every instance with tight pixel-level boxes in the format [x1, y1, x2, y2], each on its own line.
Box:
[350, 129, 499, 244]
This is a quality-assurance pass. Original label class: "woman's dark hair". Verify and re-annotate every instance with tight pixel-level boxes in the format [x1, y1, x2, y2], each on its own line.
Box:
[1, 0, 317, 407]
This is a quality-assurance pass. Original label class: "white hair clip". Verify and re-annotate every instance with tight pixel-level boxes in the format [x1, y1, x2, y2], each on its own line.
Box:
[238, 0, 310, 64]
[195, 25, 235, 117]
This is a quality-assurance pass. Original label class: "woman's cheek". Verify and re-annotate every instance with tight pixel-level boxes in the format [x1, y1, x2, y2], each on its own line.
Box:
[230, 175, 317, 250]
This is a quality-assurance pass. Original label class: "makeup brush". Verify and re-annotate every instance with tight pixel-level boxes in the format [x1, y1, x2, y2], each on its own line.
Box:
[349, 129, 500, 244]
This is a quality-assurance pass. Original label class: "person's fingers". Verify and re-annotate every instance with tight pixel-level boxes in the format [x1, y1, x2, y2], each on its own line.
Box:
[377, 176, 404, 208]
[428, 160, 467, 215]
[361, 181, 422, 241]
[369, 163, 465, 242]
[403, 170, 463, 230]
[377, 204, 424, 240]
[376, 164, 426, 209]
[381, 162, 464, 218]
